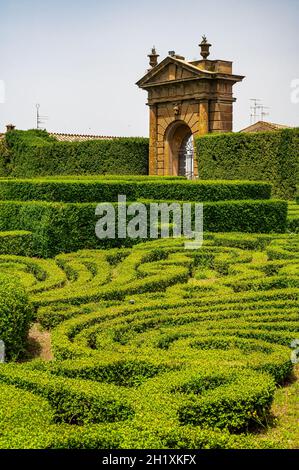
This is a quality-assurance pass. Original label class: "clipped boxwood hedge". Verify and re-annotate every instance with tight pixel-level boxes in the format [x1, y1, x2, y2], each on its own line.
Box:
[0, 274, 33, 360]
[0, 230, 33, 255]
[1, 129, 149, 177]
[0, 199, 287, 257]
[0, 178, 272, 203]
[287, 201, 299, 233]
[195, 128, 299, 199]
[0, 234, 296, 448]
[178, 370, 275, 431]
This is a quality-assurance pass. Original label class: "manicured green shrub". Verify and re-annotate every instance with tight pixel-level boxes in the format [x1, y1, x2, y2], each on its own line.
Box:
[0, 253, 67, 294]
[3, 129, 149, 177]
[0, 199, 287, 257]
[0, 178, 272, 202]
[0, 234, 297, 449]
[0, 274, 33, 359]
[202, 199, 287, 233]
[0, 364, 134, 425]
[267, 237, 299, 260]
[6, 129, 56, 146]
[211, 233, 273, 250]
[287, 201, 299, 233]
[288, 217, 299, 233]
[47, 424, 122, 449]
[0, 230, 33, 255]
[196, 128, 299, 199]
[178, 370, 275, 431]
[0, 138, 11, 176]
[32, 174, 184, 181]
[0, 382, 54, 428]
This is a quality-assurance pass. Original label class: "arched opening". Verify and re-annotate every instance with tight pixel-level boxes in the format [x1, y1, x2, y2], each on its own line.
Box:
[164, 121, 194, 178]
[178, 134, 194, 177]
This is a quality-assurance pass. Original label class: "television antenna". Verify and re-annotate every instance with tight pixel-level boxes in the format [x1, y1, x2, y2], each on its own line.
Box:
[250, 99, 270, 124]
[35, 103, 48, 129]
[250, 98, 262, 124]
[259, 105, 270, 122]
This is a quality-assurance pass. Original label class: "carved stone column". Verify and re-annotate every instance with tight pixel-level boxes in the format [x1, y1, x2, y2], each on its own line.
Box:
[198, 100, 209, 135]
[149, 104, 158, 175]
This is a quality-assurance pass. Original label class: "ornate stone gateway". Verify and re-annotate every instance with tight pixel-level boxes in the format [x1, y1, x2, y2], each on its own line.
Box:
[136, 38, 244, 176]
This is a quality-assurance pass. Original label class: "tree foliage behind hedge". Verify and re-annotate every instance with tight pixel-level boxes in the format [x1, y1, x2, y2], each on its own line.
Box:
[195, 128, 299, 199]
[1, 130, 149, 177]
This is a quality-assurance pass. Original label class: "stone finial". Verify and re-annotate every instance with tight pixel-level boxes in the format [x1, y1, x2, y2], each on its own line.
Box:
[6, 124, 15, 132]
[199, 36, 211, 59]
[148, 46, 159, 68]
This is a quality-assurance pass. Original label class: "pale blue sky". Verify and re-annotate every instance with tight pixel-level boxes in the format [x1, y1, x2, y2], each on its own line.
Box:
[0, 0, 298, 135]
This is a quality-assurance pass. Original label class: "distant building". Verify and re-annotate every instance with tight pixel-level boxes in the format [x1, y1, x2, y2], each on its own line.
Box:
[49, 132, 117, 142]
[239, 121, 292, 133]
[0, 125, 118, 142]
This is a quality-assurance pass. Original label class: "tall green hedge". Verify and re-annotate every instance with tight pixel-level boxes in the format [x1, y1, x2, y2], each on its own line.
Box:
[0, 178, 272, 203]
[195, 128, 299, 199]
[0, 199, 287, 257]
[0, 139, 11, 176]
[1, 130, 149, 177]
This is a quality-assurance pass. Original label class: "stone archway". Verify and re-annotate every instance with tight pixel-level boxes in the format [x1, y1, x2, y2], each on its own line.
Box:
[136, 41, 244, 176]
[164, 121, 194, 177]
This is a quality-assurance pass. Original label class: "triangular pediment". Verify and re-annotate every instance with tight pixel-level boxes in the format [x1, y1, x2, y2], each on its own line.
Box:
[136, 56, 211, 88]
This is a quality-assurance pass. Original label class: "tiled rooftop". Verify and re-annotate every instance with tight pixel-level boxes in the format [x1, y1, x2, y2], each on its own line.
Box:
[240, 121, 292, 133]
[50, 132, 118, 142]
[0, 131, 119, 142]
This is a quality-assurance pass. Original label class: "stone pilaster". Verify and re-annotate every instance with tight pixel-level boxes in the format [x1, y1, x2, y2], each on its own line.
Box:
[198, 100, 209, 135]
[149, 104, 158, 175]
[209, 100, 233, 133]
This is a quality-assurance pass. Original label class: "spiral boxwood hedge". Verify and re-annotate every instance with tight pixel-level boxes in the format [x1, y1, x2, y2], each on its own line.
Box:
[1, 129, 149, 177]
[195, 128, 299, 199]
[0, 234, 297, 448]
